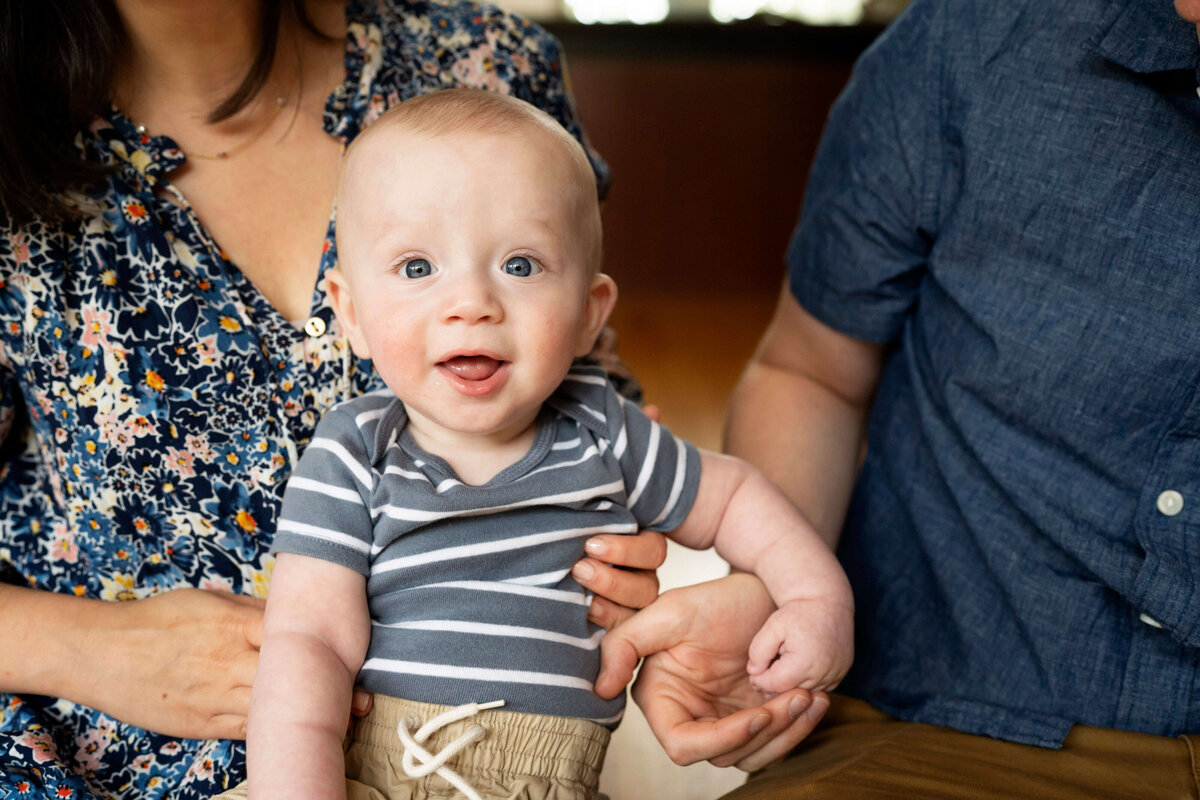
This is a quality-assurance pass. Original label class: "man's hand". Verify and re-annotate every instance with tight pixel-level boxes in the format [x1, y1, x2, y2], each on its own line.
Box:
[575, 529, 668, 629]
[596, 573, 829, 771]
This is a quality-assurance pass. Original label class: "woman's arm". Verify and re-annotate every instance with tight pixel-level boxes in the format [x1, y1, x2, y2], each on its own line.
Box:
[0, 583, 264, 740]
[247, 553, 370, 800]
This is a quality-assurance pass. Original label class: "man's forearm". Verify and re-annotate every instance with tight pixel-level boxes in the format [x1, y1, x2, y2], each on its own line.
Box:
[724, 358, 871, 549]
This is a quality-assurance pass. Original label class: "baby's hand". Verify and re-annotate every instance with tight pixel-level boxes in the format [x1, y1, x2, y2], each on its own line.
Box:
[746, 598, 854, 696]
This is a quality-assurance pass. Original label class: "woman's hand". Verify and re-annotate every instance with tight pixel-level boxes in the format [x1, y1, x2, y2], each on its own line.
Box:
[71, 589, 267, 740]
[0, 583, 376, 741]
[574, 529, 667, 629]
[595, 573, 828, 771]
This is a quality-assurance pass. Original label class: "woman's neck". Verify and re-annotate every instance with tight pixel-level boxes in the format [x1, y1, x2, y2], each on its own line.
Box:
[112, 0, 265, 115]
[109, 0, 346, 149]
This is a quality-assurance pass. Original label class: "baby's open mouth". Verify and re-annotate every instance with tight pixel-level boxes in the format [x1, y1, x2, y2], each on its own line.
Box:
[439, 355, 504, 382]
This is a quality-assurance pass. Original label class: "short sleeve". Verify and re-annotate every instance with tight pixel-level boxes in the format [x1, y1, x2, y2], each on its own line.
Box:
[788, 0, 943, 344]
[607, 389, 702, 532]
[272, 407, 376, 575]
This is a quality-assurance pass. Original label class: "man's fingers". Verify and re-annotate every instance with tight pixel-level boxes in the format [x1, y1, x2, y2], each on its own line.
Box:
[594, 626, 645, 698]
[574, 559, 659, 612]
[734, 692, 829, 772]
[586, 595, 635, 631]
[645, 702, 777, 767]
[595, 602, 686, 696]
[707, 689, 812, 768]
[583, 529, 668, 572]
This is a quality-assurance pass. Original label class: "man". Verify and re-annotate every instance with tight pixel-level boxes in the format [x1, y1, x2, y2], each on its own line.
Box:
[599, 0, 1200, 794]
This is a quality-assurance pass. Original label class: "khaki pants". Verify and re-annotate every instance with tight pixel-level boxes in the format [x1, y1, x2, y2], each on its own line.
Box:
[216, 695, 610, 800]
[726, 695, 1200, 799]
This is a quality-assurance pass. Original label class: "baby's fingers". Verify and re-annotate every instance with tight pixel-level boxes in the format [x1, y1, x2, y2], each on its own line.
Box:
[746, 622, 786, 678]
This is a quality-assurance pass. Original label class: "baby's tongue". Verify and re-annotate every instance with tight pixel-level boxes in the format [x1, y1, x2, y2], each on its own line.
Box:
[442, 356, 502, 381]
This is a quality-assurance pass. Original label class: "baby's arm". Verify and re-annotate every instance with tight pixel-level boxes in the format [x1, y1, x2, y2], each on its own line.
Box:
[247, 553, 370, 800]
[668, 451, 854, 694]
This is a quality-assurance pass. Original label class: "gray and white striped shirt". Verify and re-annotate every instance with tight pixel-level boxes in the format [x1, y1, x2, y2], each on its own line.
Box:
[271, 365, 701, 725]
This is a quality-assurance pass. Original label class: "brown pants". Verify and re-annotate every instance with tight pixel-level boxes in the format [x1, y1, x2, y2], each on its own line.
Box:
[725, 696, 1200, 800]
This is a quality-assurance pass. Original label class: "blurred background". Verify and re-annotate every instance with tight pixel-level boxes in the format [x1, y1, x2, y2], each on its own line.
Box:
[496, 2, 900, 796]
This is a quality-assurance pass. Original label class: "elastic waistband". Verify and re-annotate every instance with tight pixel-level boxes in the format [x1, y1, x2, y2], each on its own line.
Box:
[350, 694, 610, 788]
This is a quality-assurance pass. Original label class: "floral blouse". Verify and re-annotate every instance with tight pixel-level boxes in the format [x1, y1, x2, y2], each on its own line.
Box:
[0, 1, 609, 797]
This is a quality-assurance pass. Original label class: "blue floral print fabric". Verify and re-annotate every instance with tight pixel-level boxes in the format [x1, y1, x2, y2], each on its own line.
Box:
[0, 1, 609, 797]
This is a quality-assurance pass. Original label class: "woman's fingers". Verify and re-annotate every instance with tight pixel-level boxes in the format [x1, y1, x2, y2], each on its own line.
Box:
[208, 712, 250, 741]
[350, 688, 374, 718]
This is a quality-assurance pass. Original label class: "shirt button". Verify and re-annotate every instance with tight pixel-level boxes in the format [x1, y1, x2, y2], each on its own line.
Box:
[1156, 490, 1184, 516]
[1139, 613, 1164, 629]
[303, 316, 327, 337]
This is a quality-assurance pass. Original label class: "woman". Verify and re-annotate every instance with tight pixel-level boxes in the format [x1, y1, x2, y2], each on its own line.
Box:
[0, 1, 664, 796]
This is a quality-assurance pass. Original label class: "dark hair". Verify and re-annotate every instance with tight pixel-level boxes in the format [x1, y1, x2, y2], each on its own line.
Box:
[0, 0, 322, 227]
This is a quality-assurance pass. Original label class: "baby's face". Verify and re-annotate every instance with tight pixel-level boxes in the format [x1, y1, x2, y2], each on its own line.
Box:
[330, 124, 613, 442]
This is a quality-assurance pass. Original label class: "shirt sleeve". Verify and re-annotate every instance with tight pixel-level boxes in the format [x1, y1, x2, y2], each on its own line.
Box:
[271, 407, 376, 575]
[605, 387, 702, 532]
[787, 0, 944, 344]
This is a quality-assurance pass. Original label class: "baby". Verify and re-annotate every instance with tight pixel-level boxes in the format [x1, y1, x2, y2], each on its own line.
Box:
[230, 89, 853, 800]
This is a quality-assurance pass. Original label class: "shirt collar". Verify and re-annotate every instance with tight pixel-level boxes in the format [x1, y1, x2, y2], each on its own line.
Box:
[85, 0, 374, 177]
[1085, 0, 1198, 74]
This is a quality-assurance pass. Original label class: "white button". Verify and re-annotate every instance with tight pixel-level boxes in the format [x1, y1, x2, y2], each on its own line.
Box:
[1156, 490, 1184, 516]
[1139, 613, 1163, 629]
[303, 316, 327, 337]
[1195, 86, 1200, 99]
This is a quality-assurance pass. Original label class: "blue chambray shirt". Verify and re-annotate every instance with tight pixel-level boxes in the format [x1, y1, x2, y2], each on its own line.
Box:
[790, 0, 1200, 747]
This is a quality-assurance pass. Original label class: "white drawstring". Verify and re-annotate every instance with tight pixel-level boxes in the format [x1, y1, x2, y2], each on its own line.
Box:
[396, 700, 506, 800]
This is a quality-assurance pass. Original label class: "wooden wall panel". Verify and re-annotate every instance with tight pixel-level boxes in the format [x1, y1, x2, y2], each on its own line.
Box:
[560, 49, 859, 292]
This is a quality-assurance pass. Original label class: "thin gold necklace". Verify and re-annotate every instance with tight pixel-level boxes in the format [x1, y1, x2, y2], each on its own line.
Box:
[135, 94, 290, 161]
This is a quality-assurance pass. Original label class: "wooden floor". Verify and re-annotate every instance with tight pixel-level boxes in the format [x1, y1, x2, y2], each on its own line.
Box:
[597, 289, 779, 800]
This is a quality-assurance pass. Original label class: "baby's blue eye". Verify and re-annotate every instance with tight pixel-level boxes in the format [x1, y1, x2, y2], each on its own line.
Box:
[404, 259, 435, 279]
[502, 256, 540, 277]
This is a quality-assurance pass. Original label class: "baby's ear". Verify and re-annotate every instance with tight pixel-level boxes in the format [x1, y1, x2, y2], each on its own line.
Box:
[576, 273, 619, 357]
[326, 267, 372, 359]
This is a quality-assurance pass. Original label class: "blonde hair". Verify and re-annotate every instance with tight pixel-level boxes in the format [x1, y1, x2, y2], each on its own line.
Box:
[339, 89, 603, 271]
